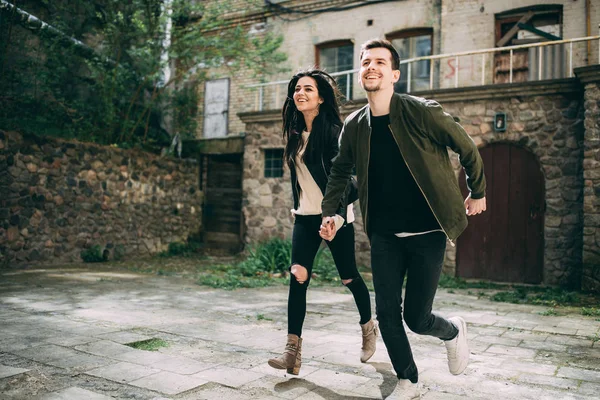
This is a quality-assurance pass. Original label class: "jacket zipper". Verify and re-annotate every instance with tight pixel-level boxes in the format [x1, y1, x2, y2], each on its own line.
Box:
[365, 127, 371, 235]
[387, 124, 455, 247]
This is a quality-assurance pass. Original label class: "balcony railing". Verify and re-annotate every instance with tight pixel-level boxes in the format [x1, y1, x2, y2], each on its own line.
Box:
[246, 29, 600, 112]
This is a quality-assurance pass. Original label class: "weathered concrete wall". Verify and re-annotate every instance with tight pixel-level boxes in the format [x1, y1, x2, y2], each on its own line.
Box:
[239, 79, 588, 287]
[0, 131, 202, 266]
[201, 0, 596, 137]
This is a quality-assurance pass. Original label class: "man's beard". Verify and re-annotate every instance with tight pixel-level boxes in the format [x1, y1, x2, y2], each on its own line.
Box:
[362, 81, 381, 92]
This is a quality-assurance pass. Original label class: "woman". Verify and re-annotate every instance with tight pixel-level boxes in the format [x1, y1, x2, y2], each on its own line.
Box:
[268, 69, 377, 375]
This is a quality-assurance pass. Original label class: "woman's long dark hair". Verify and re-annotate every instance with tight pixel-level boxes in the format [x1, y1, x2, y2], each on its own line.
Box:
[282, 69, 343, 169]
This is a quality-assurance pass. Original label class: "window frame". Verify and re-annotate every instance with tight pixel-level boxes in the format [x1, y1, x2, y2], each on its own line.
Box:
[315, 39, 354, 70]
[315, 39, 355, 100]
[263, 148, 284, 179]
[386, 28, 434, 93]
[495, 6, 563, 46]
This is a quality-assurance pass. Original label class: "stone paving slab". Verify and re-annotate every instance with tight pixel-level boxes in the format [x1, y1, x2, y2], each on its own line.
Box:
[129, 371, 209, 395]
[0, 365, 29, 379]
[86, 361, 161, 383]
[34, 387, 114, 400]
[1, 266, 599, 400]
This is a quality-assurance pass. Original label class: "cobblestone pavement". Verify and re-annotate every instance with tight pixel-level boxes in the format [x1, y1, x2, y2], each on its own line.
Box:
[0, 266, 599, 399]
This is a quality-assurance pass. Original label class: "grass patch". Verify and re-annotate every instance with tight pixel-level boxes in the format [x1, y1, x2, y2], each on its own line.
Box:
[438, 274, 507, 290]
[257, 314, 272, 321]
[538, 308, 560, 316]
[125, 338, 168, 351]
[489, 287, 580, 307]
[197, 266, 287, 290]
[438, 274, 600, 309]
[581, 307, 600, 317]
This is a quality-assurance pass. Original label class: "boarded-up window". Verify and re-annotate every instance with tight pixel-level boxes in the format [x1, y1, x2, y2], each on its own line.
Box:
[203, 78, 229, 138]
[494, 6, 563, 83]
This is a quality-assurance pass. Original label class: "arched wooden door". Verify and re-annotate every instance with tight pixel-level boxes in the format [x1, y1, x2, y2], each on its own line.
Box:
[457, 143, 544, 283]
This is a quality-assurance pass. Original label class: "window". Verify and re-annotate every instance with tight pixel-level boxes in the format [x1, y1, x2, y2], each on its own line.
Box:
[494, 6, 563, 83]
[388, 29, 432, 93]
[317, 40, 354, 100]
[264, 149, 284, 178]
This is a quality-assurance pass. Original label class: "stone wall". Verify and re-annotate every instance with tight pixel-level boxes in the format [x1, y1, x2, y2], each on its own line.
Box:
[239, 79, 588, 287]
[0, 131, 202, 266]
[577, 65, 600, 292]
[240, 112, 371, 266]
[431, 81, 584, 287]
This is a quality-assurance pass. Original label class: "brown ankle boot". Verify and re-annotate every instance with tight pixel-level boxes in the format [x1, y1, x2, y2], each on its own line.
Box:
[360, 319, 378, 363]
[268, 334, 303, 375]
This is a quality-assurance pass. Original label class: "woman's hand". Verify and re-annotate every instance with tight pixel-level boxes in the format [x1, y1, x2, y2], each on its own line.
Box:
[319, 216, 337, 241]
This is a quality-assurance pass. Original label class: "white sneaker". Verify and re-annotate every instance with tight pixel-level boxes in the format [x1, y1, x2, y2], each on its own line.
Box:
[386, 379, 423, 399]
[444, 316, 469, 375]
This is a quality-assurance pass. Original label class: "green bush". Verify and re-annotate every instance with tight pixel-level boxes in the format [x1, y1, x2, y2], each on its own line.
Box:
[159, 240, 203, 257]
[196, 238, 346, 290]
[80, 245, 106, 263]
[242, 238, 292, 274]
[312, 247, 340, 282]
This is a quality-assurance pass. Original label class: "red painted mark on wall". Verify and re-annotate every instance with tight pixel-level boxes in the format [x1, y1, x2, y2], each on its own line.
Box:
[444, 58, 474, 80]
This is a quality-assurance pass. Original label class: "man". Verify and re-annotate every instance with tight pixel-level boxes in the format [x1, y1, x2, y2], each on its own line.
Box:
[320, 39, 486, 398]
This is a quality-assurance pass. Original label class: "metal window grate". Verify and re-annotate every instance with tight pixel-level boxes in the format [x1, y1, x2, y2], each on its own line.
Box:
[264, 149, 284, 178]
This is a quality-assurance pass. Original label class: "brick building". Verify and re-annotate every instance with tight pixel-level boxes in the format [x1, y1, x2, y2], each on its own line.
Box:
[187, 0, 600, 291]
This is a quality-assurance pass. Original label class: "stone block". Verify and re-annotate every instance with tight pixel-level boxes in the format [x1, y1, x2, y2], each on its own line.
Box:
[0, 365, 29, 379]
[130, 371, 208, 395]
[36, 387, 114, 400]
[557, 366, 600, 383]
[86, 361, 160, 383]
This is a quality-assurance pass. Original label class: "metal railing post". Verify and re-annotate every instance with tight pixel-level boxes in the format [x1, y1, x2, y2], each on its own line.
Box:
[455, 56, 459, 88]
[509, 49, 513, 83]
[429, 60, 434, 90]
[346, 72, 351, 100]
[538, 45, 543, 80]
[569, 41, 573, 77]
[481, 53, 486, 86]
[258, 86, 264, 112]
[407, 63, 412, 93]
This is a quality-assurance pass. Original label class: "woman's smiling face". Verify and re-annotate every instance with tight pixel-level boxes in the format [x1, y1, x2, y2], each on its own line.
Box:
[293, 76, 323, 114]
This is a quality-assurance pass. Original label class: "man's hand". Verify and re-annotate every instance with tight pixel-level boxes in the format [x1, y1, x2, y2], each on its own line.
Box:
[319, 216, 337, 241]
[464, 194, 486, 216]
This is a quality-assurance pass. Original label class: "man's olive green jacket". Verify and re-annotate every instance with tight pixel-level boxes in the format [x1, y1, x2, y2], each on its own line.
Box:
[321, 93, 486, 242]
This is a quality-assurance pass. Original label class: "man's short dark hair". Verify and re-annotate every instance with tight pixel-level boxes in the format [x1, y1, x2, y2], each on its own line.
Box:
[359, 39, 400, 71]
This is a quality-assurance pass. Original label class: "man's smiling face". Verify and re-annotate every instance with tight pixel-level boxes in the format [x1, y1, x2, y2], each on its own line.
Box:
[359, 47, 400, 93]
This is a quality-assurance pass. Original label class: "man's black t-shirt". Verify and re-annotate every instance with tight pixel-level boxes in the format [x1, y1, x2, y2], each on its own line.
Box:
[367, 113, 440, 234]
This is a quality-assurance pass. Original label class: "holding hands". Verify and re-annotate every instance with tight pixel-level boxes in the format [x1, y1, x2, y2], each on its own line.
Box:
[319, 216, 337, 241]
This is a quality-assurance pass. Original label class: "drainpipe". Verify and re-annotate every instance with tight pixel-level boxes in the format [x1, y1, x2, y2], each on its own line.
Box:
[433, 0, 442, 89]
[586, 0, 591, 63]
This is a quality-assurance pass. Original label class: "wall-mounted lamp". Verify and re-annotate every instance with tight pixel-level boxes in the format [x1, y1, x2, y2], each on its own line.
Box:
[494, 112, 507, 132]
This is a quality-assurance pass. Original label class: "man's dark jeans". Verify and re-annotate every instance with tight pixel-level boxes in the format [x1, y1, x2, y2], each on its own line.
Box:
[370, 231, 458, 383]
